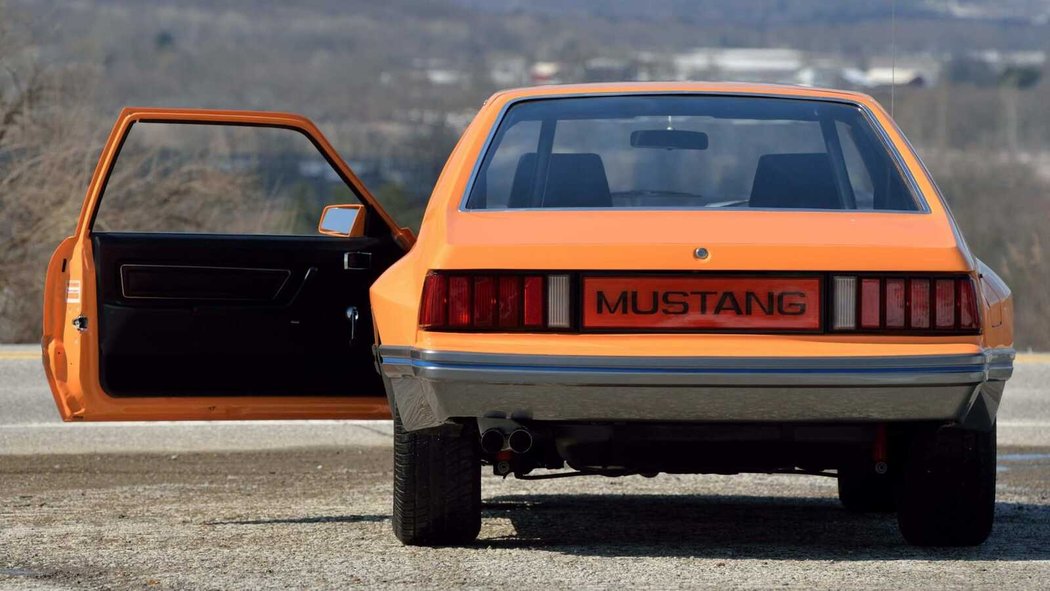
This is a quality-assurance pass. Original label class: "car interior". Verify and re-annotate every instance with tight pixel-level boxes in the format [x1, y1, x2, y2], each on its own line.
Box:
[508, 152, 613, 208]
[749, 153, 842, 209]
[505, 150, 857, 210]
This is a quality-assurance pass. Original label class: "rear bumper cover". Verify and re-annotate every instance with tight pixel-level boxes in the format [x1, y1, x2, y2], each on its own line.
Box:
[378, 346, 1014, 432]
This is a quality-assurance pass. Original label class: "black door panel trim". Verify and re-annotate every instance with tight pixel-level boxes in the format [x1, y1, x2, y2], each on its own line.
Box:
[92, 231, 403, 398]
[120, 264, 292, 301]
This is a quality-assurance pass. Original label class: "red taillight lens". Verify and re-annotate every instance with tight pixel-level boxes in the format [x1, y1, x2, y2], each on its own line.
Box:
[498, 276, 522, 328]
[935, 279, 955, 328]
[473, 276, 496, 328]
[909, 279, 930, 329]
[523, 275, 545, 327]
[418, 274, 448, 328]
[834, 274, 979, 334]
[860, 278, 881, 329]
[448, 276, 471, 327]
[419, 272, 562, 331]
[885, 279, 906, 328]
[959, 279, 979, 330]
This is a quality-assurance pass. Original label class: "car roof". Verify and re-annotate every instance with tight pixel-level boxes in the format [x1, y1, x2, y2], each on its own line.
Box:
[487, 81, 877, 105]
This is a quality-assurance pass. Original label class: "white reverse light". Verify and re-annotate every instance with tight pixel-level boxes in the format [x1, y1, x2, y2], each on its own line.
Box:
[547, 274, 571, 328]
[833, 275, 857, 330]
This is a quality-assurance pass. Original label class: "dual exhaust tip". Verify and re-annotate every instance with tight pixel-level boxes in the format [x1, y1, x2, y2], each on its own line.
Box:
[481, 428, 533, 454]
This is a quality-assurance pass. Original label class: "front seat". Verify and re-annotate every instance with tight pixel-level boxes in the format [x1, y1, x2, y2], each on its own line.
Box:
[508, 152, 612, 208]
[749, 153, 843, 209]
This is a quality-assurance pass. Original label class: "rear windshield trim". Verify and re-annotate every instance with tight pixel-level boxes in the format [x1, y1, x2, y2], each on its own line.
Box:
[457, 92, 929, 214]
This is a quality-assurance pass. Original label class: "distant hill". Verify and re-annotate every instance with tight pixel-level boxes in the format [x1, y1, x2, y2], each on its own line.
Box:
[453, 0, 1050, 25]
[6, 0, 1047, 193]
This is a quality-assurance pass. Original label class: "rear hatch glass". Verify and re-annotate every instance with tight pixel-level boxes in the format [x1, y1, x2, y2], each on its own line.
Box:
[464, 95, 922, 212]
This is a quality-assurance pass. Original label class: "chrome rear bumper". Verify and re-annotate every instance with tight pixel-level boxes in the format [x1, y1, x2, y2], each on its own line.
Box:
[378, 346, 1014, 431]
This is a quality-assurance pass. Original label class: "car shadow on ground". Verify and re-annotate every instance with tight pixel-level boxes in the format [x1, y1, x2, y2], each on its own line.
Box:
[479, 494, 1050, 560]
[206, 515, 389, 526]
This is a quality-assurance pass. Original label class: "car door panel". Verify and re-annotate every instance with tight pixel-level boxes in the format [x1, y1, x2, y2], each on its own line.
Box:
[41, 108, 412, 421]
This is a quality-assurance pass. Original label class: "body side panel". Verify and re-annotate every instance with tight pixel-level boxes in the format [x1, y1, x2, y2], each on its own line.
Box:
[976, 260, 1014, 349]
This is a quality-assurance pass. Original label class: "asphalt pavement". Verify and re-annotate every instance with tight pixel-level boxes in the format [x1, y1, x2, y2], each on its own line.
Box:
[1, 344, 1047, 589]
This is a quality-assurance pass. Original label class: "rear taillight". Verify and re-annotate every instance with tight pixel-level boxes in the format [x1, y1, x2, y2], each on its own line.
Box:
[418, 273, 448, 328]
[421, 271, 980, 334]
[910, 280, 930, 328]
[420, 272, 568, 331]
[832, 275, 980, 334]
[497, 276, 521, 328]
[523, 275, 545, 327]
[448, 276, 470, 327]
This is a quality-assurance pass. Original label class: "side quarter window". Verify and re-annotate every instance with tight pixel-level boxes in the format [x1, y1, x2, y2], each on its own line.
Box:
[835, 118, 918, 211]
[94, 123, 359, 235]
[835, 121, 876, 209]
[476, 120, 541, 209]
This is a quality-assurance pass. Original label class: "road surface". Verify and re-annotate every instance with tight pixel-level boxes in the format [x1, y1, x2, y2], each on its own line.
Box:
[1, 345, 1047, 589]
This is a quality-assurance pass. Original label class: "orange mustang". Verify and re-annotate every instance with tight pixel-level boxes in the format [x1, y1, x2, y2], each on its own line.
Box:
[42, 83, 1014, 547]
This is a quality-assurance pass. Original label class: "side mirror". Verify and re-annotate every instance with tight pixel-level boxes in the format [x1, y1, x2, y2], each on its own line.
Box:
[317, 204, 365, 237]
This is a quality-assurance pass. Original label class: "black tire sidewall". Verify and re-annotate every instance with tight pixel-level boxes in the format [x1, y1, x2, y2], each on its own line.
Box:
[897, 423, 996, 546]
[391, 409, 481, 546]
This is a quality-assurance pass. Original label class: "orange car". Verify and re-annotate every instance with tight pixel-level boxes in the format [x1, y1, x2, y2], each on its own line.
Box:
[42, 82, 1013, 547]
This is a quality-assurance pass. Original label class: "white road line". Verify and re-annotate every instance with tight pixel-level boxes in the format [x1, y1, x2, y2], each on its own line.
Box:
[2, 421, 1043, 454]
[0, 420, 1045, 430]
[999, 420, 1050, 426]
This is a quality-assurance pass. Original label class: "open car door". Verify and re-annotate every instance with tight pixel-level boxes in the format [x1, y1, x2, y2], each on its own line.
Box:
[42, 108, 414, 421]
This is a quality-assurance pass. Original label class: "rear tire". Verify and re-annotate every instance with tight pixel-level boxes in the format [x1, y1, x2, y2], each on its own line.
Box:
[837, 465, 895, 513]
[392, 409, 481, 546]
[896, 424, 996, 546]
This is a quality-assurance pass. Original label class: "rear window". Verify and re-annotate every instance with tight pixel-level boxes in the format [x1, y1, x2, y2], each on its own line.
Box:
[463, 95, 921, 211]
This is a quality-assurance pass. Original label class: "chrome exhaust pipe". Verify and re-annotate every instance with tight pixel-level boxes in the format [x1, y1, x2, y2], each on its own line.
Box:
[480, 429, 506, 454]
[507, 429, 533, 454]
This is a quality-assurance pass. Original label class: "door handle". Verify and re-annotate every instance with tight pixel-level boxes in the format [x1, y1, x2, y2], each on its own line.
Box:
[346, 306, 359, 343]
[344, 251, 372, 271]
